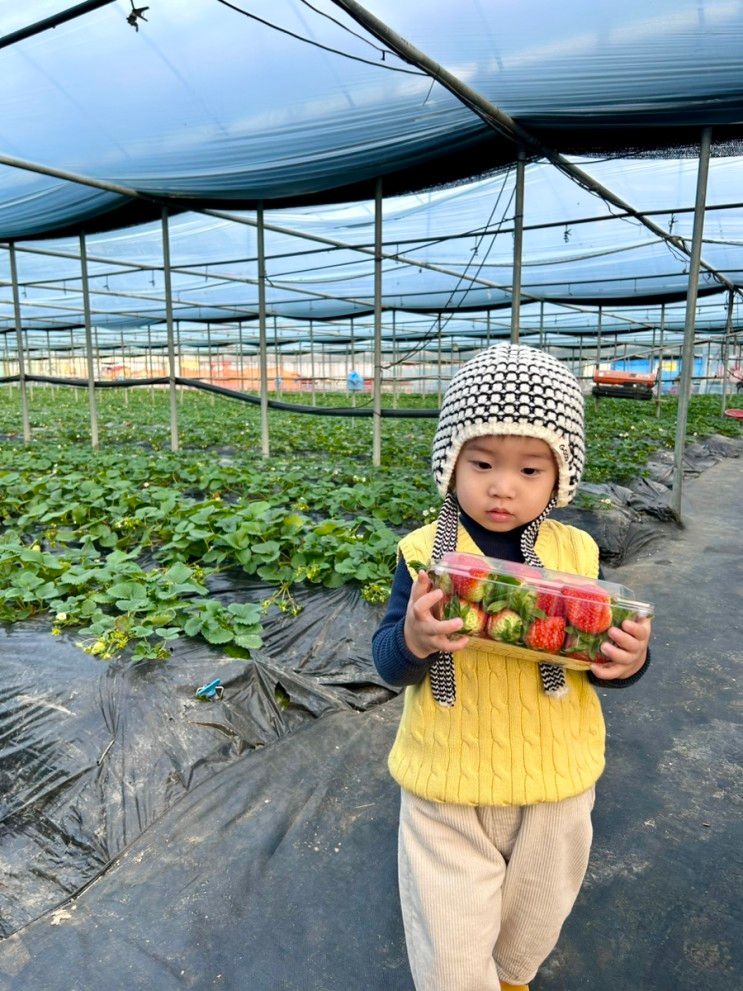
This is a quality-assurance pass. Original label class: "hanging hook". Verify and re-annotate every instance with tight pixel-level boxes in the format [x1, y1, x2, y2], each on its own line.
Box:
[126, 1, 149, 31]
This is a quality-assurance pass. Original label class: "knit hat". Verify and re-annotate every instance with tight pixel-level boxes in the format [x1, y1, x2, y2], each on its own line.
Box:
[432, 344, 585, 507]
[428, 344, 586, 706]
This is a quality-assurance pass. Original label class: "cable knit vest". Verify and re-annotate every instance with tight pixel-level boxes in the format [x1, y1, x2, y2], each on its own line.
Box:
[388, 518, 606, 806]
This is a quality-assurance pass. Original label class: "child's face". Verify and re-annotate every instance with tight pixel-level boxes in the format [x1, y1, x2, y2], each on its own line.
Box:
[453, 434, 558, 531]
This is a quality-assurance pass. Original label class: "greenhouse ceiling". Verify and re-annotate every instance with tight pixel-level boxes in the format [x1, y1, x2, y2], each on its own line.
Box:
[1, 1, 743, 349]
[2, 0, 743, 235]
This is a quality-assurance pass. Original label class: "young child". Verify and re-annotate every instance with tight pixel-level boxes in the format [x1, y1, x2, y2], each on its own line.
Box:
[372, 344, 651, 991]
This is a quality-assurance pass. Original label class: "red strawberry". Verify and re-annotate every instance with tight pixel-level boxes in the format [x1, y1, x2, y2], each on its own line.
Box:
[533, 582, 565, 618]
[486, 608, 523, 644]
[449, 561, 492, 603]
[561, 585, 612, 634]
[525, 616, 566, 653]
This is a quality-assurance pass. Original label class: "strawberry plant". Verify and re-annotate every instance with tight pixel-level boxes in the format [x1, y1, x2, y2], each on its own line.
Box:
[0, 386, 732, 663]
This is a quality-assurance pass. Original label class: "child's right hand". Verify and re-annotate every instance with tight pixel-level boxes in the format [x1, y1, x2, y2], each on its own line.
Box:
[403, 570, 471, 659]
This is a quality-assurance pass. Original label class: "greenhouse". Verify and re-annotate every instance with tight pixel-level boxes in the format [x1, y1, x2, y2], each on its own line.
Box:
[0, 3, 741, 990]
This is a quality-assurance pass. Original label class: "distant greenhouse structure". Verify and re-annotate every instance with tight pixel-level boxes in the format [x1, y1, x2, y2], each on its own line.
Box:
[1, 0, 743, 518]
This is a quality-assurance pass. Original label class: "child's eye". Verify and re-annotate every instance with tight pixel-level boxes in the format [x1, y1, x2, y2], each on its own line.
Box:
[522, 467, 541, 477]
[472, 460, 491, 470]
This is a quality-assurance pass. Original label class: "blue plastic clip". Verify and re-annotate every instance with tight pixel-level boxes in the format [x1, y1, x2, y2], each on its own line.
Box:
[194, 678, 223, 701]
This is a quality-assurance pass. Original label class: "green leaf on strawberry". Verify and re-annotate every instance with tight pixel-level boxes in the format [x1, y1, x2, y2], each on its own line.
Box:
[611, 603, 635, 628]
[485, 597, 511, 614]
[562, 626, 609, 663]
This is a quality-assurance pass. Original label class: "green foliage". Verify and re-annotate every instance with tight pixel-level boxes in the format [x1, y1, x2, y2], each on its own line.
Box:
[0, 385, 738, 661]
[584, 394, 742, 483]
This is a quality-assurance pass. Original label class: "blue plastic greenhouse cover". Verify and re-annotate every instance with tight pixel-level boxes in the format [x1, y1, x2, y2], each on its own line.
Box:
[1, 0, 743, 238]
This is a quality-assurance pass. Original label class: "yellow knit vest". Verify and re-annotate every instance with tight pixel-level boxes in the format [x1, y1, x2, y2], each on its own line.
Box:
[388, 518, 606, 806]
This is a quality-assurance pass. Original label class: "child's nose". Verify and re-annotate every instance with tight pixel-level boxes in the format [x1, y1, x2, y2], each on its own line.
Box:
[488, 473, 515, 498]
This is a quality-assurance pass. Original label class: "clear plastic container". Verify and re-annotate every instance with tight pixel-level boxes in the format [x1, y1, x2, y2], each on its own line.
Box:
[429, 551, 653, 670]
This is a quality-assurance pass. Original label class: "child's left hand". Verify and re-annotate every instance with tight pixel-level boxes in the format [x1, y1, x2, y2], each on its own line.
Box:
[591, 616, 651, 680]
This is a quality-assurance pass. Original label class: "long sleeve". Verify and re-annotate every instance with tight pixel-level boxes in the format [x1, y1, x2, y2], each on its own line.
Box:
[371, 558, 432, 686]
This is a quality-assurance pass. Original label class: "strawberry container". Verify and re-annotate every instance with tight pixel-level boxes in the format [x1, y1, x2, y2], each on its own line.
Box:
[430, 551, 653, 670]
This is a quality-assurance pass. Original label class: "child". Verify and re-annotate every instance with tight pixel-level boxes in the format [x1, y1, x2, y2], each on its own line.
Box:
[372, 344, 651, 991]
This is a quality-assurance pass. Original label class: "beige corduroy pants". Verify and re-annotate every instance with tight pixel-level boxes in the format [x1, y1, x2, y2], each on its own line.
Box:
[398, 786, 595, 990]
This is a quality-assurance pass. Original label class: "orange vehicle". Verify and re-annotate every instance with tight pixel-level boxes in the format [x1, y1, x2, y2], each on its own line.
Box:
[592, 367, 658, 400]
[592, 369, 657, 387]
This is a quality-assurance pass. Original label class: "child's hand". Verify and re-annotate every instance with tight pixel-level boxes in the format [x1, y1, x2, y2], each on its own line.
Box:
[404, 570, 470, 659]
[591, 616, 651, 680]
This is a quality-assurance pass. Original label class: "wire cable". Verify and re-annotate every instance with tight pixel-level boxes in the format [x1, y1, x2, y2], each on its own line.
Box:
[215, 0, 425, 75]
[297, 0, 389, 57]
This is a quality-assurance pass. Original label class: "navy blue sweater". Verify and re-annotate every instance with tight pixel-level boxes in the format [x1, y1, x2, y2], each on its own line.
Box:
[372, 509, 649, 689]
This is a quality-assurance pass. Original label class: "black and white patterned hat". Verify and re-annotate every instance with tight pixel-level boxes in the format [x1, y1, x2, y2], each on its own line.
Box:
[432, 343, 585, 508]
[428, 344, 586, 706]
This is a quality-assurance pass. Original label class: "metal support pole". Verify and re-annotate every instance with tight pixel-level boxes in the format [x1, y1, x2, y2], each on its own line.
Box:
[274, 315, 282, 398]
[9, 243, 31, 443]
[373, 177, 383, 466]
[539, 300, 545, 350]
[79, 234, 99, 448]
[672, 128, 712, 520]
[257, 202, 269, 457]
[238, 320, 245, 392]
[176, 320, 184, 405]
[437, 314, 443, 405]
[720, 289, 735, 414]
[147, 324, 155, 401]
[309, 319, 316, 405]
[391, 309, 398, 408]
[510, 150, 525, 343]
[486, 310, 491, 348]
[120, 329, 129, 407]
[206, 321, 214, 405]
[206, 321, 212, 383]
[161, 208, 179, 451]
[46, 330, 54, 390]
[94, 325, 101, 380]
[350, 316, 356, 408]
[656, 304, 665, 418]
[24, 328, 34, 398]
[69, 328, 80, 400]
